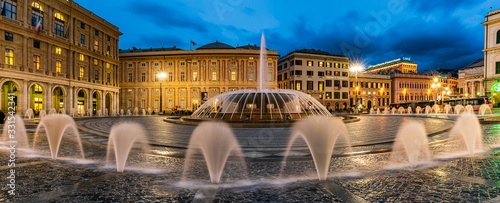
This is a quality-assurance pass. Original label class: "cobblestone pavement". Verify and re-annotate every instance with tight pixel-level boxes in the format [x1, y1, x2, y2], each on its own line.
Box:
[0, 115, 499, 202]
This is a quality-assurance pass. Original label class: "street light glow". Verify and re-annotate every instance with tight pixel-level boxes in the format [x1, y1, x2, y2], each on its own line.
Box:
[158, 72, 167, 79]
[350, 63, 364, 72]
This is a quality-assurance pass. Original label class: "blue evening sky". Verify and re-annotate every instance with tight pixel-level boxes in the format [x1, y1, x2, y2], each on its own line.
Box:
[75, 0, 497, 71]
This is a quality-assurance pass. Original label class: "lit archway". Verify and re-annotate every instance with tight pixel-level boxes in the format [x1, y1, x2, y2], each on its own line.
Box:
[77, 90, 86, 115]
[30, 84, 44, 115]
[53, 87, 65, 112]
[1, 81, 19, 113]
[105, 93, 112, 114]
[92, 91, 100, 114]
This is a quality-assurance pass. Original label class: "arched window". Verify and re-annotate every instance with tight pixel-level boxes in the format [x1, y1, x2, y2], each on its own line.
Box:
[31, 2, 44, 29]
[54, 13, 65, 37]
[497, 29, 500, 44]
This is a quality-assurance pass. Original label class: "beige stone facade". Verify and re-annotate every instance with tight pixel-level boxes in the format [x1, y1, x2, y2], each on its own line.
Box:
[277, 49, 350, 111]
[118, 43, 279, 112]
[463, 58, 485, 98]
[349, 73, 391, 109]
[0, 0, 122, 116]
[483, 9, 500, 106]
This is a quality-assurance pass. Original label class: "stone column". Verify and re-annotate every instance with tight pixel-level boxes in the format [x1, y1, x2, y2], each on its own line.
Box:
[471, 82, 476, 97]
[464, 82, 468, 97]
[480, 81, 483, 96]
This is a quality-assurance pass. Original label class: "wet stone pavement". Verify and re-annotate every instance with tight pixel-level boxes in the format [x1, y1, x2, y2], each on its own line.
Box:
[0, 115, 499, 202]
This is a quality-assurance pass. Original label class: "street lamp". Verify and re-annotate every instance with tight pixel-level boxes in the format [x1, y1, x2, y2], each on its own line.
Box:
[431, 78, 442, 104]
[157, 72, 167, 114]
[350, 64, 363, 112]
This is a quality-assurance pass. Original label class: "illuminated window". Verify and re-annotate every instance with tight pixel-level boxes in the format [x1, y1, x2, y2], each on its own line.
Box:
[168, 72, 173, 81]
[335, 63, 340, 68]
[54, 13, 65, 37]
[318, 62, 324, 67]
[231, 71, 236, 81]
[141, 73, 146, 82]
[56, 47, 62, 54]
[212, 71, 217, 81]
[326, 62, 331, 68]
[56, 61, 62, 73]
[128, 73, 132, 82]
[180, 72, 185, 81]
[94, 59, 98, 65]
[79, 54, 84, 61]
[5, 49, 14, 65]
[106, 63, 110, 69]
[31, 2, 44, 30]
[192, 72, 198, 81]
[94, 40, 98, 50]
[106, 46, 110, 56]
[54, 13, 65, 21]
[296, 81, 302, 90]
[79, 67, 84, 78]
[307, 61, 313, 66]
[33, 55, 40, 69]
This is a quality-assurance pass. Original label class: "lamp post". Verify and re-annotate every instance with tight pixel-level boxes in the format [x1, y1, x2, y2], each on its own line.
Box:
[157, 72, 167, 114]
[431, 78, 441, 104]
[350, 64, 363, 113]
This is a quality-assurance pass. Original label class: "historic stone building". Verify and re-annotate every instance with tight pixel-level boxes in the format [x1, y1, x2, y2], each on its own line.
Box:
[349, 73, 391, 109]
[366, 57, 417, 74]
[484, 8, 500, 106]
[277, 49, 350, 111]
[463, 57, 485, 98]
[0, 0, 122, 116]
[118, 42, 279, 112]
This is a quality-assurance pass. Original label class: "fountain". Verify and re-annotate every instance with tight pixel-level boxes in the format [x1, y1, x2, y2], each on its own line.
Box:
[112, 109, 117, 116]
[142, 109, 146, 116]
[432, 104, 440, 114]
[87, 108, 93, 116]
[1, 115, 29, 149]
[155, 109, 159, 115]
[398, 107, 404, 114]
[96, 110, 102, 117]
[25, 109, 34, 119]
[465, 105, 473, 113]
[444, 105, 451, 114]
[39, 110, 47, 119]
[148, 108, 152, 115]
[415, 106, 421, 114]
[281, 117, 350, 180]
[106, 122, 149, 172]
[455, 105, 464, 114]
[59, 108, 66, 114]
[48, 108, 57, 115]
[105, 108, 109, 116]
[384, 107, 389, 114]
[479, 104, 492, 116]
[120, 109, 125, 116]
[425, 106, 432, 114]
[376, 108, 381, 114]
[446, 112, 483, 155]
[391, 107, 396, 114]
[33, 114, 85, 160]
[407, 106, 412, 114]
[182, 122, 246, 183]
[390, 121, 431, 167]
[133, 107, 139, 116]
[369, 108, 374, 114]
[127, 110, 132, 116]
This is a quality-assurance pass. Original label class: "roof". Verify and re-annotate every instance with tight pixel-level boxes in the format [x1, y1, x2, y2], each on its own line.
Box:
[236, 44, 266, 50]
[464, 57, 484, 69]
[281, 49, 345, 59]
[368, 57, 417, 70]
[197, 41, 235, 50]
[119, 46, 182, 53]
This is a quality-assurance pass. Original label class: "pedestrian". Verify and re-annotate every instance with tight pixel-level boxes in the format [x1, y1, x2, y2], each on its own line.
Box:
[0, 110, 5, 124]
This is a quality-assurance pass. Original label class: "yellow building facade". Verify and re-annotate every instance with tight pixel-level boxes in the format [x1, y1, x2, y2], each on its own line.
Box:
[118, 42, 279, 112]
[366, 57, 418, 74]
[0, 0, 122, 115]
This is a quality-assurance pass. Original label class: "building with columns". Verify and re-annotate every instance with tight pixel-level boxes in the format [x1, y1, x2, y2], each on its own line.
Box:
[0, 0, 122, 116]
[349, 72, 391, 109]
[366, 57, 417, 74]
[463, 57, 485, 98]
[277, 49, 351, 111]
[118, 42, 279, 112]
[458, 69, 465, 97]
[483, 8, 500, 106]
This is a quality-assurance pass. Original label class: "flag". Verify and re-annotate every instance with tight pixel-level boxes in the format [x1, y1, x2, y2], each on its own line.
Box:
[34, 18, 41, 34]
[64, 23, 69, 38]
[190, 39, 197, 46]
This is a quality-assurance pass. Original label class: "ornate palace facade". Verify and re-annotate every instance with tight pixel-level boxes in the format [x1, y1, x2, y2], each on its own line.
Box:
[0, 0, 122, 115]
[118, 42, 279, 112]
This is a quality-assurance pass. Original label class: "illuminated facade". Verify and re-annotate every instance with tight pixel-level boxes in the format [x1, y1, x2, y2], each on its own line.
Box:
[118, 42, 279, 112]
[483, 8, 500, 106]
[349, 73, 391, 109]
[391, 74, 458, 104]
[366, 57, 418, 74]
[277, 49, 351, 111]
[463, 58, 485, 98]
[0, 0, 122, 115]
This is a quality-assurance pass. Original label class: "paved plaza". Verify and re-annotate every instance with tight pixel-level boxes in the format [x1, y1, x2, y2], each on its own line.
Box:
[1, 115, 500, 202]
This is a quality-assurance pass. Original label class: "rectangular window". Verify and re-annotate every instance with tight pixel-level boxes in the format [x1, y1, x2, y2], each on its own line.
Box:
[80, 22, 85, 29]
[249, 72, 254, 81]
[334, 71, 340, 76]
[34, 40, 40, 49]
[296, 60, 302, 65]
[56, 61, 62, 73]
[5, 32, 13, 41]
[296, 81, 302, 90]
[80, 34, 85, 45]
[318, 72, 325, 76]
[318, 62, 324, 67]
[193, 72, 198, 81]
[95, 30, 99, 36]
[307, 61, 313, 66]
[335, 63, 340, 69]
[326, 71, 332, 76]
[180, 62, 185, 66]
[180, 72, 185, 81]
[127, 100, 132, 108]
[334, 92, 341, 99]
[249, 62, 254, 66]
[94, 70, 99, 80]
[94, 59, 98, 65]
[342, 72, 349, 77]
[326, 62, 331, 68]
[107, 36, 110, 41]
[155, 100, 159, 109]
[342, 92, 348, 99]
[212, 62, 217, 65]
[141, 73, 146, 82]
[31, 12, 43, 30]
[295, 70, 302, 75]
[284, 73, 287, 80]
[33, 55, 40, 69]
[141, 100, 145, 108]
[290, 60, 294, 66]
[231, 71, 236, 81]
[106, 63, 110, 69]
[326, 92, 332, 99]
[54, 22, 64, 37]
[168, 72, 173, 81]
[342, 81, 349, 88]
[94, 40, 98, 50]
[80, 67, 85, 78]
[284, 63, 288, 69]
[496, 62, 500, 74]
[307, 81, 313, 90]
[318, 81, 324, 91]
[1, 0, 17, 20]
[107, 73, 110, 83]
[307, 71, 313, 76]
[106, 46, 110, 56]
[128, 73, 133, 82]
[326, 80, 332, 87]
[5, 49, 14, 65]
[80, 54, 84, 61]
[212, 71, 217, 81]
[56, 47, 62, 55]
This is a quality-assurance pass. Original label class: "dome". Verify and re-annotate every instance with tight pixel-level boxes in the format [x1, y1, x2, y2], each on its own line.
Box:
[197, 41, 235, 50]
